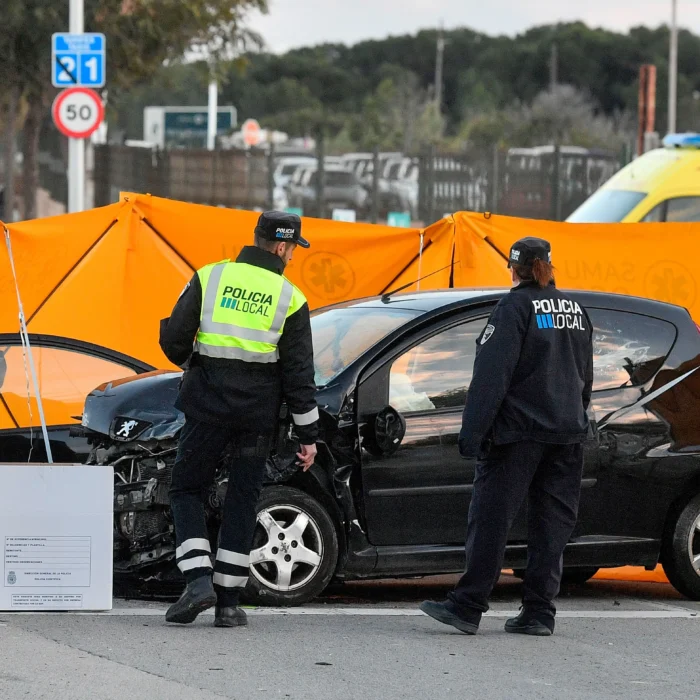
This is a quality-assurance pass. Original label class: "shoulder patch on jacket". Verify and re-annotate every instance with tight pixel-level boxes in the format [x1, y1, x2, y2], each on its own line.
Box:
[481, 324, 495, 344]
[177, 281, 191, 300]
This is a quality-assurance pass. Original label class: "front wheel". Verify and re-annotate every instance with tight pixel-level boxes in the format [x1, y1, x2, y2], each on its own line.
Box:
[661, 493, 700, 600]
[243, 486, 339, 606]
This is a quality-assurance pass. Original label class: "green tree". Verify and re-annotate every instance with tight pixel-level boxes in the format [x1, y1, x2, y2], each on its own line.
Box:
[57, 21, 700, 158]
[0, 0, 267, 218]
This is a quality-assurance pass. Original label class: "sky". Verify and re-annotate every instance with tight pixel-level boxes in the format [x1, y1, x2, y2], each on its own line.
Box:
[248, 0, 700, 53]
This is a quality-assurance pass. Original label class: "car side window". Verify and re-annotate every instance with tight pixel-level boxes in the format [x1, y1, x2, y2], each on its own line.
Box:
[587, 309, 677, 392]
[641, 202, 664, 222]
[388, 319, 487, 413]
[0, 345, 136, 428]
[666, 197, 700, 222]
[642, 197, 700, 223]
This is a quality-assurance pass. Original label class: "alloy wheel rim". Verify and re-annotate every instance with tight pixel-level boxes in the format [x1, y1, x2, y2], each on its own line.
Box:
[250, 504, 323, 592]
[688, 512, 700, 575]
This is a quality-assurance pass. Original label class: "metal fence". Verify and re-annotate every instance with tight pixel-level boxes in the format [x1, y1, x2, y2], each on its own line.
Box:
[93, 145, 270, 211]
[418, 146, 623, 223]
[88, 143, 623, 224]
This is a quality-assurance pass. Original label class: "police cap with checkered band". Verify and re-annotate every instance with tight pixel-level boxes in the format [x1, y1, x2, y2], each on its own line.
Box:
[507, 237, 551, 268]
[254, 210, 310, 248]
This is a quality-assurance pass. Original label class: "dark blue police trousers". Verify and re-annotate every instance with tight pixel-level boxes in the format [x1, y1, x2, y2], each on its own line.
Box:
[169, 416, 269, 607]
[450, 440, 584, 620]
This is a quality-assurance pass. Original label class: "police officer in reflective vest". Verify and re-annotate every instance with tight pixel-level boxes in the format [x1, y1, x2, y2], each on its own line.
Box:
[421, 237, 593, 636]
[159, 211, 318, 627]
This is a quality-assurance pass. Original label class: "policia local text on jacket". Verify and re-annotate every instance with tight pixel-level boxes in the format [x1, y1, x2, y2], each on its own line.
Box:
[159, 212, 318, 627]
[420, 236, 594, 637]
[159, 245, 317, 445]
[459, 280, 593, 455]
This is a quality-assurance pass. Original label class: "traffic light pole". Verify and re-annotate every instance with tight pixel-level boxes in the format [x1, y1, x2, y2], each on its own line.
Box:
[68, 0, 85, 213]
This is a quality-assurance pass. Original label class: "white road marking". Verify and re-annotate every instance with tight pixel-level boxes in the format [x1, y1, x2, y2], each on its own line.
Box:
[3, 607, 700, 618]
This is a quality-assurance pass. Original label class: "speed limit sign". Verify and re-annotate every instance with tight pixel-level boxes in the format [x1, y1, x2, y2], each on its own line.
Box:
[52, 87, 104, 139]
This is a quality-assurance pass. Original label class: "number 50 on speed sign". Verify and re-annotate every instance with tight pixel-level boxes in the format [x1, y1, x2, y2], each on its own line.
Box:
[52, 87, 104, 139]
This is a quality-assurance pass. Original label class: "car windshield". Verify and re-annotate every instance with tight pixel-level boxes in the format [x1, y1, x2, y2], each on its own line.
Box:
[310, 307, 421, 387]
[291, 168, 307, 185]
[566, 189, 647, 223]
[281, 162, 308, 175]
[386, 162, 402, 179]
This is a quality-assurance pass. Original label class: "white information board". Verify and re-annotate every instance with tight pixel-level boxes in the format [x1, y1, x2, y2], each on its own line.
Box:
[331, 208, 357, 223]
[0, 465, 113, 611]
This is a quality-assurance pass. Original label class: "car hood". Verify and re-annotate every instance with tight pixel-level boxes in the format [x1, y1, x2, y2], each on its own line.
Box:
[82, 369, 185, 441]
[82, 368, 344, 443]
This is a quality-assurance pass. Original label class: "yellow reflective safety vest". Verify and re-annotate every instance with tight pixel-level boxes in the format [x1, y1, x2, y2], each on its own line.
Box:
[194, 260, 307, 363]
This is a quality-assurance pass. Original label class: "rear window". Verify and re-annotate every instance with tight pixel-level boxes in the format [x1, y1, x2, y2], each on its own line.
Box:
[588, 309, 677, 391]
[567, 189, 647, 223]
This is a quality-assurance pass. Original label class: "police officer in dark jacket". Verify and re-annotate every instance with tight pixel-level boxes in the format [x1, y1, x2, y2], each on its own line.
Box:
[159, 211, 318, 627]
[421, 237, 593, 636]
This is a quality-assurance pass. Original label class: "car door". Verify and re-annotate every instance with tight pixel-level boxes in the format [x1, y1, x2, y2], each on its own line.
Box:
[358, 314, 488, 546]
[0, 335, 152, 462]
[576, 306, 680, 539]
[358, 304, 602, 548]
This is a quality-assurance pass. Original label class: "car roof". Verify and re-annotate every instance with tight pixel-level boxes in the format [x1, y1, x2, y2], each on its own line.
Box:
[314, 288, 692, 320]
[601, 147, 700, 194]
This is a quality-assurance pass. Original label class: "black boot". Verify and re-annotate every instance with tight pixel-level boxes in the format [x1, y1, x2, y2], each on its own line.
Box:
[165, 576, 217, 624]
[419, 599, 481, 635]
[504, 608, 555, 636]
[214, 606, 248, 628]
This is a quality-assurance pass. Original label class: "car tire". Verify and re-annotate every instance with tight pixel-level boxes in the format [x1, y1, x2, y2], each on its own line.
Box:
[242, 486, 339, 607]
[511, 567, 599, 585]
[560, 567, 599, 585]
[661, 493, 700, 600]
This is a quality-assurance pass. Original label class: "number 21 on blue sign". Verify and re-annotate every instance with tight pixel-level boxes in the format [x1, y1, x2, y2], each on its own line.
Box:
[55, 54, 102, 86]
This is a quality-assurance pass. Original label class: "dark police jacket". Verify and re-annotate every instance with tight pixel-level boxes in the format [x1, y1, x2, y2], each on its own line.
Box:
[459, 280, 593, 458]
[159, 246, 318, 445]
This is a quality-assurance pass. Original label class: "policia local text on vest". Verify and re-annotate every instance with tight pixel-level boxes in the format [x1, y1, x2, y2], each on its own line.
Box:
[158, 211, 319, 628]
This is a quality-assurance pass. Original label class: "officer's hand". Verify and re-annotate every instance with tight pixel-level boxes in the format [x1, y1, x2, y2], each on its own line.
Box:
[296, 443, 317, 472]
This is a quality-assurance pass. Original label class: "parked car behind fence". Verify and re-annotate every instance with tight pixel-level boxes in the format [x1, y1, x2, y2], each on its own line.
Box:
[87, 142, 626, 225]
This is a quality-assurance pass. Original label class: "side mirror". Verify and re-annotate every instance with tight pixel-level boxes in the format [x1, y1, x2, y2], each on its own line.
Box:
[371, 406, 406, 456]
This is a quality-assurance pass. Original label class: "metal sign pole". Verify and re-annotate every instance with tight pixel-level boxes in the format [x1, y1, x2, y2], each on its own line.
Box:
[668, 0, 678, 134]
[68, 0, 85, 213]
[207, 63, 218, 151]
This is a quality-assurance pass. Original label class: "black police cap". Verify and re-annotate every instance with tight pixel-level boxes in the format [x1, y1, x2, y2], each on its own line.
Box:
[254, 210, 310, 248]
[508, 237, 551, 268]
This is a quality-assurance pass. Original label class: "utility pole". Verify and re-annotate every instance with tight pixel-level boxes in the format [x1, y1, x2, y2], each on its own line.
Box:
[434, 24, 446, 111]
[668, 0, 678, 134]
[68, 0, 85, 213]
[207, 66, 218, 151]
[550, 43, 558, 92]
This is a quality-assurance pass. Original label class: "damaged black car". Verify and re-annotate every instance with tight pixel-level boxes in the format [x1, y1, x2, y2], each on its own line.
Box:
[75, 289, 700, 605]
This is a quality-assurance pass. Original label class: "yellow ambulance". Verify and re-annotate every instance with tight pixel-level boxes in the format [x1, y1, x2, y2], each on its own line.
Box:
[567, 133, 700, 223]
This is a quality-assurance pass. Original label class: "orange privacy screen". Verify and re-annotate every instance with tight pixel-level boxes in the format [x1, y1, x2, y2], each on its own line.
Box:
[2, 196, 700, 371]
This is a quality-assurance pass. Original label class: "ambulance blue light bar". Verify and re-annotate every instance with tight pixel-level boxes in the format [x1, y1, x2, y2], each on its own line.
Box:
[663, 133, 700, 149]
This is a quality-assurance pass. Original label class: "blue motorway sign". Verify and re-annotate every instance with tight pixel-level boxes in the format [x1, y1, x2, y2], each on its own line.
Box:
[52, 33, 106, 88]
